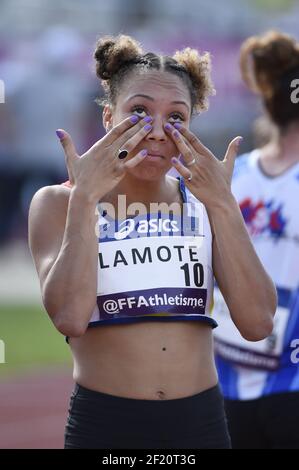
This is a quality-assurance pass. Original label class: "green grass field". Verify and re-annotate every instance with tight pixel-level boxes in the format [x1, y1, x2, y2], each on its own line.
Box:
[0, 304, 72, 377]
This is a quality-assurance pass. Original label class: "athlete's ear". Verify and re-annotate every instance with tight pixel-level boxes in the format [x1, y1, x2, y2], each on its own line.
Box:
[102, 104, 113, 133]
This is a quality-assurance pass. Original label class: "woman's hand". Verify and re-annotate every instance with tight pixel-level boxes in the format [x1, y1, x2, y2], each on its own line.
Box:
[56, 115, 153, 204]
[165, 123, 243, 209]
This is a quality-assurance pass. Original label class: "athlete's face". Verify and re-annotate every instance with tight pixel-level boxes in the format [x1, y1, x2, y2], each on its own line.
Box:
[103, 70, 192, 181]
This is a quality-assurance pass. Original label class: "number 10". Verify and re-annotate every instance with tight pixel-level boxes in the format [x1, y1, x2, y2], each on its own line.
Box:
[180, 263, 204, 287]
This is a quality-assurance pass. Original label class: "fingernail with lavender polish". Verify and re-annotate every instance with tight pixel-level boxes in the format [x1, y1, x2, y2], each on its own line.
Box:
[174, 123, 182, 130]
[171, 157, 179, 164]
[130, 115, 139, 123]
[141, 149, 148, 156]
[164, 123, 172, 131]
[144, 124, 152, 131]
[143, 116, 153, 123]
[56, 130, 64, 139]
[173, 130, 180, 139]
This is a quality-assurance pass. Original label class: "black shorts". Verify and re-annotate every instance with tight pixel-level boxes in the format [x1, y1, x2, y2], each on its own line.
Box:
[64, 383, 231, 449]
[225, 391, 299, 449]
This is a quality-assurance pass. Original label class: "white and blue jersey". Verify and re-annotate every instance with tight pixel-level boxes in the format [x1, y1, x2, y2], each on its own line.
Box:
[213, 150, 299, 400]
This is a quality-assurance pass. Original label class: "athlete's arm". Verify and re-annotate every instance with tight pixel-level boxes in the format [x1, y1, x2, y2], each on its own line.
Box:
[208, 195, 277, 341]
[28, 185, 98, 337]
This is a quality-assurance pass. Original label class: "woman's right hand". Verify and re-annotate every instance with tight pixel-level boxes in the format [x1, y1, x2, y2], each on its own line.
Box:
[56, 115, 152, 204]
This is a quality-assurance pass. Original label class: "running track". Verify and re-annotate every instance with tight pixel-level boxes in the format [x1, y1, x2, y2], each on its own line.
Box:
[0, 368, 73, 449]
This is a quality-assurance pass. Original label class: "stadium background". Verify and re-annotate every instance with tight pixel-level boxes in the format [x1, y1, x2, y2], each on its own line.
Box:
[0, 0, 298, 448]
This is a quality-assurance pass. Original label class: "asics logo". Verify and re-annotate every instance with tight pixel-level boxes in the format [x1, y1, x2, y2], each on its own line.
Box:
[114, 218, 179, 240]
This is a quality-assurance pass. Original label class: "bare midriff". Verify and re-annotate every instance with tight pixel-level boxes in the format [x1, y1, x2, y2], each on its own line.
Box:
[69, 320, 218, 400]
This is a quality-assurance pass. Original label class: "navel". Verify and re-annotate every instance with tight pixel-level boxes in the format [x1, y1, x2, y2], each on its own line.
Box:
[156, 390, 166, 400]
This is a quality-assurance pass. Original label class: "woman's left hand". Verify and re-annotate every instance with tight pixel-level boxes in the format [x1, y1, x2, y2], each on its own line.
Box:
[165, 123, 243, 209]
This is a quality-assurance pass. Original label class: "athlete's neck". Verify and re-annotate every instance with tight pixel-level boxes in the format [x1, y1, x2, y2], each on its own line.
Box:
[259, 121, 299, 175]
[102, 174, 181, 211]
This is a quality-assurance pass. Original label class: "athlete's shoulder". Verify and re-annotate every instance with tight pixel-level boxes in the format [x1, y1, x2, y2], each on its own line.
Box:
[32, 182, 71, 200]
[29, 183, 71, 218]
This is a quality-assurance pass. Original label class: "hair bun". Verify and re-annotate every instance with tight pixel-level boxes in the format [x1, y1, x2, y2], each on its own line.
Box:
[94, 34, 143, 81]
[173, 47, 215, 112]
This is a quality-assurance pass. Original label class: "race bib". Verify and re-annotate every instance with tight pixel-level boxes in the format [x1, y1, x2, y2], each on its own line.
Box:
[94, 211, 213, 322]
[213, 287, 291, 371]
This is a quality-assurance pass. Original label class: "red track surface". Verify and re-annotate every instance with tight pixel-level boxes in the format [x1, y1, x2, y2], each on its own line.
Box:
[0, 368, 73, 449]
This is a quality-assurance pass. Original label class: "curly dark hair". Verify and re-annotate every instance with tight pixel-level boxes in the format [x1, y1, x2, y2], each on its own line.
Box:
[93, 34, 215, 116]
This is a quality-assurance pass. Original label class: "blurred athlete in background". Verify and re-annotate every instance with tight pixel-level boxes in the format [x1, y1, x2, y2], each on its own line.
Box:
[214, 30, 299, 449]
